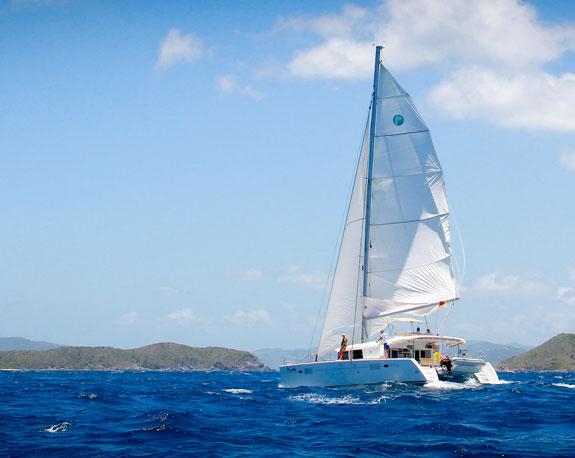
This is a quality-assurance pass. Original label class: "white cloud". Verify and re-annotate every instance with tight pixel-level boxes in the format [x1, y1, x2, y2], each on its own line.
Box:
[159, 286, 180, 296]
[429, 69, 575, 132]
[560, 151, 575, 171]
[156, 28, 203, 71]
[215, 74, 264, 100]
[114, 312, 137, 325]
[379, 0, 569, 71]
[287, 38, 373, 80]
[557, 287, 575, 306]
[166, 308, 198, 322]
[235, 267, 264, 281]
[281, 0, 573, 75]
[277, 0, 575, 131]
[470, 272, 552, 296]
[274, 4, 368, 38]
[223, 309, 272, 325]
[216, 74, 237, 93]
[278, 266, 326, 290]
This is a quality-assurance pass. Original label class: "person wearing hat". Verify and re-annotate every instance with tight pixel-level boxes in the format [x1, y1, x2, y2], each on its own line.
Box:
[338, 333, 349, 360]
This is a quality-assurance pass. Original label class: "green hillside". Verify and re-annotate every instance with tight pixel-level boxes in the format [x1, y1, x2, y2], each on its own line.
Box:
[0, 342, 266, 371]
[498, 333, 575, 371]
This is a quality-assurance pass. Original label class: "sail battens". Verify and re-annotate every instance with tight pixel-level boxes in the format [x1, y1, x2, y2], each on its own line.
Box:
[375, 129, 429, 138]
[378, 93, 407, 101]
[367, 255, 452, 275]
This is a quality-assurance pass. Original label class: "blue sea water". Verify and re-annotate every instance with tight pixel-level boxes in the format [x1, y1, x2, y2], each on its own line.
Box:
[1, 371, 574, 457]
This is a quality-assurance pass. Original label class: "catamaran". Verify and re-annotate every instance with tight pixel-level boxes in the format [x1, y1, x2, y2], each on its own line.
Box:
[279, 46, 499, 388]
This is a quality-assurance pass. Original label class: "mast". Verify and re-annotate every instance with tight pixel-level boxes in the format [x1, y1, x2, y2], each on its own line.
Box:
[361, 45, 382, 342]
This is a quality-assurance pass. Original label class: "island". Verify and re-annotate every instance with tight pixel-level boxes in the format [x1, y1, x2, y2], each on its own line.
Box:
[498, 333, 575, 371]
[0, 342, 267, 371]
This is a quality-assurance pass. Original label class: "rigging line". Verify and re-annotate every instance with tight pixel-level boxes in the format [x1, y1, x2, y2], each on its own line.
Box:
[449, 209, 467, 290]
[437, 300, 455, 337]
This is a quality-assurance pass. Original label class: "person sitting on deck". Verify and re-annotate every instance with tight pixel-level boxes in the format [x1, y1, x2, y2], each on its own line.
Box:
[338, 334, 349, 360]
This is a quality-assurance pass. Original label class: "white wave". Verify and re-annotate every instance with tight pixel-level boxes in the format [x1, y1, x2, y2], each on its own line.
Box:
[368, 395, 392, 404]
[489, 379, 514, 385]
[288, 393, 362, 405]
[223, 388, 253, 394]
[552, 383, 575, 389]
[423, 380, 478, 390]
[43, 421, 71, 433]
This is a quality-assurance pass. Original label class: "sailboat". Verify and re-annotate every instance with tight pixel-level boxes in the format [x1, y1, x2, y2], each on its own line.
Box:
[279, 46, 499, 387]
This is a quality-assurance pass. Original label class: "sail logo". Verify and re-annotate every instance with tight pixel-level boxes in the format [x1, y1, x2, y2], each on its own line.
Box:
[392, 114, 404, 126]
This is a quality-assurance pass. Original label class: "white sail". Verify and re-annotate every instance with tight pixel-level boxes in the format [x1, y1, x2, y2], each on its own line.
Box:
[317, 59, 458, 358]
[365, 64, 458, 317]
[317, 123, 369, 357]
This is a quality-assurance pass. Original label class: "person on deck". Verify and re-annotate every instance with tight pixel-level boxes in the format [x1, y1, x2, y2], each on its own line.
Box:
[377, 329, 390, 358]
[338, 334, 349, 360]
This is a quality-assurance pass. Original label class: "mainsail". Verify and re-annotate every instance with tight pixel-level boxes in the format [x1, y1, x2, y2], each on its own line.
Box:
[317, 49, 458, 357]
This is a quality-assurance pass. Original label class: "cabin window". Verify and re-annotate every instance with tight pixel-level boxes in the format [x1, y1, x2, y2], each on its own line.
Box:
[352, 349, 363, 359]
[414, 350, 432, 361]
[392, 349, 412, 358]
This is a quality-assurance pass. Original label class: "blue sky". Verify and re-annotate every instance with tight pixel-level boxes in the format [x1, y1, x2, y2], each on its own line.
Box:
[1, 0, 574, 350]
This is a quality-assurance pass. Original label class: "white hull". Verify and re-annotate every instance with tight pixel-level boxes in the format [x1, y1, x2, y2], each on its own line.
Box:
[438, 357, 500, 384]
[279, 358, 438, 388]
[451, 357, 487, 374]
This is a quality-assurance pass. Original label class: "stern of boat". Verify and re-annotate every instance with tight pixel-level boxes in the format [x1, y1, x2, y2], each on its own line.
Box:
[437, 357, 499, 384]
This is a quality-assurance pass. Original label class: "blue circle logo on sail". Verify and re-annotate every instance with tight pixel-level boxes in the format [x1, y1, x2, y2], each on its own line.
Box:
[393, 114, 404, 126]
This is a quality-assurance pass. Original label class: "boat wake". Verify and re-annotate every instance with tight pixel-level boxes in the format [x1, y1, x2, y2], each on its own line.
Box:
[288, 393, 363, 405]
[488, 378, 514, 385]
[424, 379, 479, 390]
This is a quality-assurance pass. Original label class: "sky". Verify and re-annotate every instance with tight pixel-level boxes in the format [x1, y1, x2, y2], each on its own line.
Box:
[1, 0, 574, 351]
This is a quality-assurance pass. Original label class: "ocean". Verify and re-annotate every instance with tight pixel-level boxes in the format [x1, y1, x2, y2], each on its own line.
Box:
[1, 370, 573, 457]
